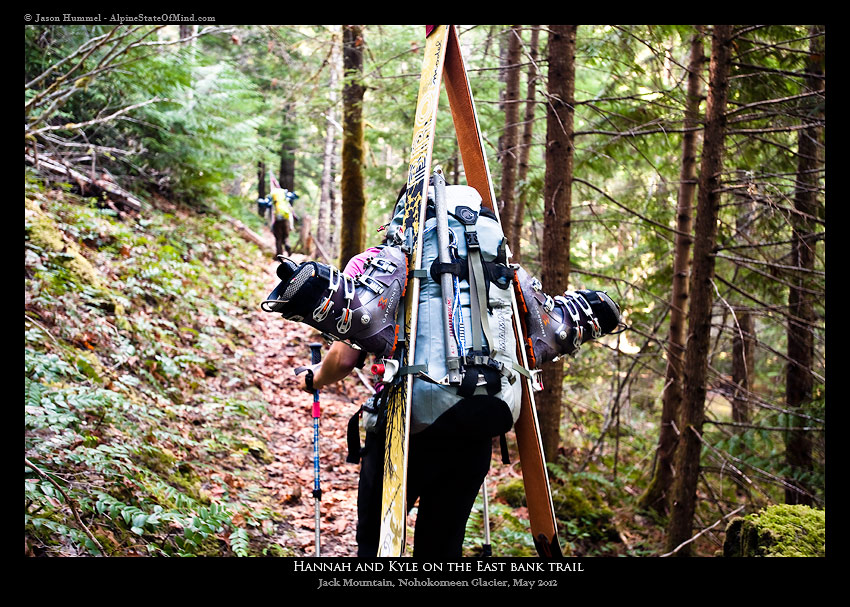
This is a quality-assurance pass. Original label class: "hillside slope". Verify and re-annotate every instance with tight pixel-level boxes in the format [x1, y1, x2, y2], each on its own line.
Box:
[24, 177, 368, 556]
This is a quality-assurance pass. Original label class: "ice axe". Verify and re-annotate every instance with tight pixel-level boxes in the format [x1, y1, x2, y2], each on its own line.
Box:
[295, 342, 324, 556]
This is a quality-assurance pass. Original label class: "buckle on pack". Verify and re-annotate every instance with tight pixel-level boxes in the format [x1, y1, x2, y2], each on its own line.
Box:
[386, 225, 405, 246]
[530, 368, 544, 392]
[486, 357, 504, 373]
[402, 227, 416, 254]
[465, 352, 489, 367]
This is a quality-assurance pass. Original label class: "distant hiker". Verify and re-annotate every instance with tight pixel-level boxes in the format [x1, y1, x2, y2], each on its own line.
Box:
[270, 187, 297, 258]
[261, 183, 622, 558]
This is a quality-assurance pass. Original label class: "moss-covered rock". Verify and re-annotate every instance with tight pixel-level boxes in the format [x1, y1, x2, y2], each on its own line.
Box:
[495, 478, 526, 508]
[724, 504, 825, 557]
[134, 443, 210, 505]
[25, 197, 102, 289]
[497, 474, 621, 547]
[236, 437, 274, 464]
[551, 483, 620, 543]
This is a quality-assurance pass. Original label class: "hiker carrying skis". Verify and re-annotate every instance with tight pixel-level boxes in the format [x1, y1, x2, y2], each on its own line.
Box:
[262, 182, 622, 558]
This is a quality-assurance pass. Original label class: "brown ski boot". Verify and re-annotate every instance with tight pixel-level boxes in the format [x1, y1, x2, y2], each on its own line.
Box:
[514, 266, 621, 367]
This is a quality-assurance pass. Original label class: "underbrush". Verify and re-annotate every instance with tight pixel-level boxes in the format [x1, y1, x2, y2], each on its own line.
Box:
[25, 175, 286, 556]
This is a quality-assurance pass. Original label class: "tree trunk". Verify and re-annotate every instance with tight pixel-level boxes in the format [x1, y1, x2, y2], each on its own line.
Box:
[666, 24, 733, 556]
[450, 137, 459, 185]
[731, 178, 757, 429]
[338, 24, 367, 269]
[279, 101, 297, 192]
[257, 161, 266, 199]
[538, 24, 577, 464]
[731, 311, 754, 426]
[510, 25, 539, 265]
[317, 30, 340, 257]
[639, 27, 704, 516]
[499, 25, 522, 246]
[784, 25, 824, 507]
[330, 151, 341, 260]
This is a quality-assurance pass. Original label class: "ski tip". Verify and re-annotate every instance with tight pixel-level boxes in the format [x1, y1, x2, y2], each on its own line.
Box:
[426, 25, 437, 37]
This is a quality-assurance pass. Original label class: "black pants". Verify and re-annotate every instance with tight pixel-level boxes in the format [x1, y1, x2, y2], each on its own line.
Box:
[272, 219, 290, 257]
[355, 426, 492, 559]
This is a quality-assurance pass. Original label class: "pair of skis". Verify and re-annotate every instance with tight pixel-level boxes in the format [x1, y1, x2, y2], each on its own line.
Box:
[378, 24, 562, 558]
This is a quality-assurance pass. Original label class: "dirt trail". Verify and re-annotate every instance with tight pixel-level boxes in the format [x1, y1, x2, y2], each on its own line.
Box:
[248, 253, 373, 557]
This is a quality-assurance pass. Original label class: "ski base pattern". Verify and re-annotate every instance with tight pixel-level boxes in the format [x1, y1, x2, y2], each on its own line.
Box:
[378, 24, 450, 558]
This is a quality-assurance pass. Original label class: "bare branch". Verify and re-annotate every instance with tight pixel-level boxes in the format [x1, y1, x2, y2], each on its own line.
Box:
[725, 89, 825, 117]
[28, 97, 163, 136]
[659, 506, 745, 557]
[574, 177, 690, 238]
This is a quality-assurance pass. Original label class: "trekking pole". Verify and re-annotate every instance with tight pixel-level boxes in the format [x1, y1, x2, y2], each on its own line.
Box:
[309, 342, 323, 556]
[482, 475, 492, 557]
[432, 166, 463, 385]
[295, 342, 324, 556]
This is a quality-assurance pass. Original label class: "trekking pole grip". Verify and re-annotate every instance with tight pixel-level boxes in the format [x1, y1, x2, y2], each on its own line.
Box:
[308, 342, 322, 418]
[310, 342, 323, 366]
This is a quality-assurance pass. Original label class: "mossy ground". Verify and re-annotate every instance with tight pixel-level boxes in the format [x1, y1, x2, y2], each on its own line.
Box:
[724, 504, 825, 557]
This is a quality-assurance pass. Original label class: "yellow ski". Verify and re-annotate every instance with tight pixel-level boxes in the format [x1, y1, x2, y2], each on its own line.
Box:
[378, 24, 449, 557]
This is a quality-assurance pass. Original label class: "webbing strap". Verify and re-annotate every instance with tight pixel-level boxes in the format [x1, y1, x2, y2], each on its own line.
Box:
[458, 364, 501, 398]
[499, 433, 510, 465]
[463, 225, 497, 358]
[466, 248, 484, 352]
[399, 363, 428, 376]
[346, 408, 362, 464]
[511, 361, 535, 380]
